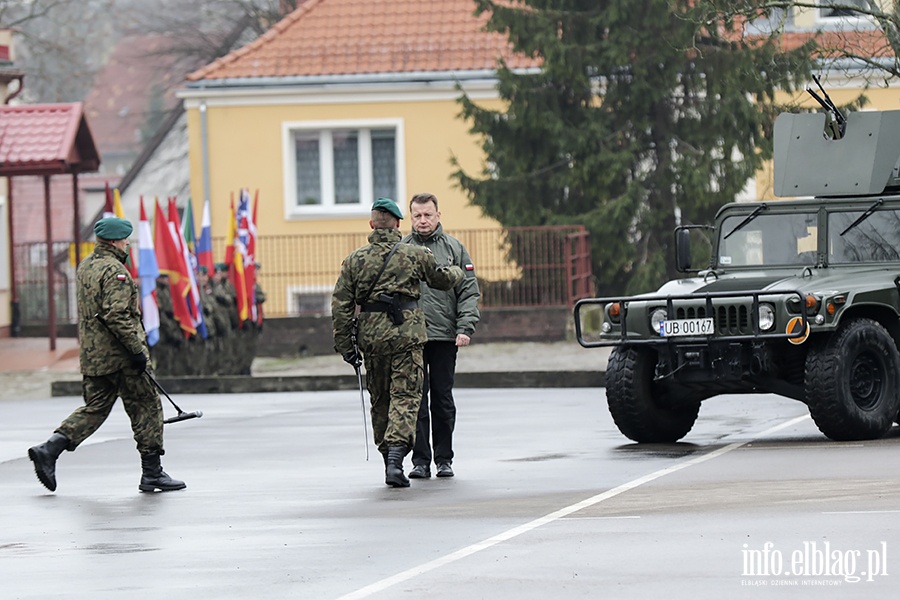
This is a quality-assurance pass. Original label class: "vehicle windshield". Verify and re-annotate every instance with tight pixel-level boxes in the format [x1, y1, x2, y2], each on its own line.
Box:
[828, 208, 900, 263]
[717, 212, 818, 267]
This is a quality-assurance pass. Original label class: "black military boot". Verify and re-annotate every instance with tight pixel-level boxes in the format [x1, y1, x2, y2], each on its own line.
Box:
[139, 453, 187, 492]
[28, 432, 70, 492]
[385, 446, 410, 488]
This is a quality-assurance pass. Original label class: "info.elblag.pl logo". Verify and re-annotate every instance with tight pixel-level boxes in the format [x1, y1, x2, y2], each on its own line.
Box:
[741, 541, 889, 585]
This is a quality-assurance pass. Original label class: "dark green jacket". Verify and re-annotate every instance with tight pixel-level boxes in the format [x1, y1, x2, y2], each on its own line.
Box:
[332, 228, 463, 356]
[76, 243, 147, 376]
[402, 223, 480, 341]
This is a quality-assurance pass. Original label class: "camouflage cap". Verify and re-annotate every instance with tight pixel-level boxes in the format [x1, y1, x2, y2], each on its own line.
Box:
[94, 217, 133, 241]
[372, 197, 403, 220]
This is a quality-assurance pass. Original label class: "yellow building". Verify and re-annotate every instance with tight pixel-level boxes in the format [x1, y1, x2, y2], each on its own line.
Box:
[177, 0, 539, 314]
[180, 0, 539, 236]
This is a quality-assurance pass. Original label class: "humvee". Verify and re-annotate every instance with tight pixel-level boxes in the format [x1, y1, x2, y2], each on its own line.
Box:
[574, 108, 900, 443]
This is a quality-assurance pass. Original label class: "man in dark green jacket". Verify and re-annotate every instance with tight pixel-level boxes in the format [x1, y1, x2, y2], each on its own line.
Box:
[332, 198, 463, 488]
[28, 217, 185, 494]
[402, 193, 480, 479]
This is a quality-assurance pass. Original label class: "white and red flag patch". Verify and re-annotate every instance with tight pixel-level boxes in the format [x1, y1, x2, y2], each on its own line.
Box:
[116, 274, 128, 281]
[465, 264, 475, 271]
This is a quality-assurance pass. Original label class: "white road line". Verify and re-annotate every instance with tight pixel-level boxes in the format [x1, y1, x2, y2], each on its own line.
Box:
[823, 510, 900, 515]
[562, 515, 641, 520]
[336, 414, 810, 600]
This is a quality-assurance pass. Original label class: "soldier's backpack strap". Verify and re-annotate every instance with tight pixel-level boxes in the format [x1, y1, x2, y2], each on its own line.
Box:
[359, 242, 402, 307]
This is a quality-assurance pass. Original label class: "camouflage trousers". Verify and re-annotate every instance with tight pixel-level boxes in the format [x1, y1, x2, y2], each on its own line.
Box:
[364, 346, 424, 454]
[56, 368, 164, 455]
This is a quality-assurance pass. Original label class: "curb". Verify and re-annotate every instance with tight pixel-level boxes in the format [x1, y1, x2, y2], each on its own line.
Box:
[50, 370, 606, 396]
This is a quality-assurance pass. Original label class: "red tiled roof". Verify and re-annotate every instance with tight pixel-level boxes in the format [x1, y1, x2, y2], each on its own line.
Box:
[0, 103, 100, 176]
[188, 0, 538, 81]
[777, 28, 892, 58]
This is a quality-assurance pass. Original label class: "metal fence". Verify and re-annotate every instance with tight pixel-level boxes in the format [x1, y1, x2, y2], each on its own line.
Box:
[13, 226, 592, 325]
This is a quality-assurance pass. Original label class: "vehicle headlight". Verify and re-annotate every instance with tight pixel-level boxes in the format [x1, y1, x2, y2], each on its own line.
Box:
[758, 304, 775, 331]
[650, 308, 667, 333]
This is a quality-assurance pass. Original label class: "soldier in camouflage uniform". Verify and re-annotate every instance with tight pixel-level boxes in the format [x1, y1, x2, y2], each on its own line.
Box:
[151, 274, 181, 376]
[332, 198, 463, 488]
[212, 263, 241, 373]
[28, 217, 186, 493]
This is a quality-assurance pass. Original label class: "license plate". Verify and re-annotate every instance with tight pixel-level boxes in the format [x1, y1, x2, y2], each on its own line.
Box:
[659, 318, 714, 337]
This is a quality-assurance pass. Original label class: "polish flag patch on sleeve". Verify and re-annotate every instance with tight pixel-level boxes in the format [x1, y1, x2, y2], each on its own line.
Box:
[465, 264, 475, 271]
[116, 274, 128, 281]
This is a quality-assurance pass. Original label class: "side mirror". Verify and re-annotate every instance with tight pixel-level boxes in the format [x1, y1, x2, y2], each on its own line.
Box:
[675, 227, 691, 272]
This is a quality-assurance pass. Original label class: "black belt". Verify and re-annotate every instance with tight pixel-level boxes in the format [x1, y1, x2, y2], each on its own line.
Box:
[361, 300, 418, 313]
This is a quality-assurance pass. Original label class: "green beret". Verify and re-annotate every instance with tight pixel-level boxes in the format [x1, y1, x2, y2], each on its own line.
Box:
[372, 197, 403, 220]
[214, 263, 228, 273]
[198, 265, 209, 275]
[94, 217, 133, 241]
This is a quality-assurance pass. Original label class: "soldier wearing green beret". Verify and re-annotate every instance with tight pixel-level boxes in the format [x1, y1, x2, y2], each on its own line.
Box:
[28, 217, 186, 493]
[332, 198, 464, 488]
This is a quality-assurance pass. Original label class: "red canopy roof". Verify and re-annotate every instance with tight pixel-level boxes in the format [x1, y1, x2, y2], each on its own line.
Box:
[0, 102, 100, 176]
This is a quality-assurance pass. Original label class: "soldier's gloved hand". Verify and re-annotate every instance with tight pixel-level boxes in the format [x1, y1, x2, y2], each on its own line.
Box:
[342, 350, 362, 369]
[131, 352, 148, 373]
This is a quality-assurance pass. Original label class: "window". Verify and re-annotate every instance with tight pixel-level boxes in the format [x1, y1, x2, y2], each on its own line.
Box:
[284, 119, 405, 217]
[819, 0, 867, 19]
[828, 209, 900, 264]
[287, 286, 332, 316]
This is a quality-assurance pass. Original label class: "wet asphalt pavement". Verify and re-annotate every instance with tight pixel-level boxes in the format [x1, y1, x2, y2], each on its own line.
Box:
[3, 387, 899, 599]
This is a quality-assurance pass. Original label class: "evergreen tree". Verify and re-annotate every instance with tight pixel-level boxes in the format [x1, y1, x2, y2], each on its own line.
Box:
[453, 0, 819, 295]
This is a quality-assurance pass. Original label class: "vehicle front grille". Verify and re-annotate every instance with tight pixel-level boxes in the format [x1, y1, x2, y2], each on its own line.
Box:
[676, 306, 707, 319]
[676, 303, 752, 335]
[716, 304, 750, 335]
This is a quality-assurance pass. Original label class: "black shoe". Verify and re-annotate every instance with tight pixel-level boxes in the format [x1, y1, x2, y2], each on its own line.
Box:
[385, 446, 410, 488]
[436, 463, 454, 478]
[28, 432, 69, 492]
[408, 464, 431, 479]
[139, 453, 186, 492]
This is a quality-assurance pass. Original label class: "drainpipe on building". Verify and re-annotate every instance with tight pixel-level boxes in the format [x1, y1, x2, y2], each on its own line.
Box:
[200, 101, 211, 208]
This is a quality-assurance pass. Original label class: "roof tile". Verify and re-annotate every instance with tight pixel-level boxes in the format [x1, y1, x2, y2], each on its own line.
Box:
[189, 0, 538, 81]
[0, 103, 99, 176]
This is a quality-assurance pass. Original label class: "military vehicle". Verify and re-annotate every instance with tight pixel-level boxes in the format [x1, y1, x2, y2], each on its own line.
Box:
[575, 104, 900, 443]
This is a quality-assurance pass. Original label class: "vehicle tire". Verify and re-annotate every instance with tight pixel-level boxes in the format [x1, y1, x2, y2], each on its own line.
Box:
[805, 318, 900, 441]
[606, 346, 700, 443]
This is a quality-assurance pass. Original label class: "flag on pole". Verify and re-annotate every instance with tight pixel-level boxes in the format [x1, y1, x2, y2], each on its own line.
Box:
[99, 183, 138, 276]
[236, 189, 257, 322]
[102, 182, 115, 218]
[251, 190, 263, 326]
[138, 197, 160, 346]
[197, 198, 214, 275]
[226, 196, 249, 324]
[168, 199, 207, 339]
[183, 200, 197, 256]
[113, 187, 139, 278]
[154, 199, 196, 338]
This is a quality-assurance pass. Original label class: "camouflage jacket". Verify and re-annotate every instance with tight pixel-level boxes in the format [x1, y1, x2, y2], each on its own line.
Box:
[332, 228, 464, 356]
[76, 243, 147, 376]
[402, 223, 480, 341]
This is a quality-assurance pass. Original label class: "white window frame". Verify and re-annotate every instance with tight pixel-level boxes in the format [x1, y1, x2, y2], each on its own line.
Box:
[282, 118, 406, 220]
[286, 285, 333, 316]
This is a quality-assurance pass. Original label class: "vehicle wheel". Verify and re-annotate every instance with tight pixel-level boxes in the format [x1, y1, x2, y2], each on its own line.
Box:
[606, 346, 700, 443]
[805, 318, 900, 441]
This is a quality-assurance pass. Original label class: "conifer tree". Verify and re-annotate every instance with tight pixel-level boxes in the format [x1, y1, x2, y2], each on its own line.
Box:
[454, 0, 819, 294]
